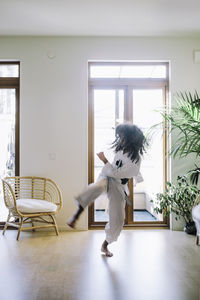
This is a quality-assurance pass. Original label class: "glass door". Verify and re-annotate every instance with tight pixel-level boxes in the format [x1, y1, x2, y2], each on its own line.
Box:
[90, 88, 125, 224]
[89, 87, 168, 227]
[130, 89, 165, 223]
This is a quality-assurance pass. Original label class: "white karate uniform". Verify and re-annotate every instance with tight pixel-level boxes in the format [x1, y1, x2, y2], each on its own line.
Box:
[192, 203, 200, 238]
[76, 150, 143, 244]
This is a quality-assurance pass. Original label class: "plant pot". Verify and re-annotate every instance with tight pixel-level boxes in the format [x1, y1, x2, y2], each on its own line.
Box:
[184, 221, 197, 235]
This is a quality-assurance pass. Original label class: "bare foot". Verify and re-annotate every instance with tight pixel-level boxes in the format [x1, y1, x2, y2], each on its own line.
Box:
[101, 240, 113, 257]
[67, 205, 84, 229]
[67, 217, 76, 229]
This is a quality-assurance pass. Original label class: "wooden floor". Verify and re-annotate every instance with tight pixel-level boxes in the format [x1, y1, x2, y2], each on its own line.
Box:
[0, 229, 199, 300]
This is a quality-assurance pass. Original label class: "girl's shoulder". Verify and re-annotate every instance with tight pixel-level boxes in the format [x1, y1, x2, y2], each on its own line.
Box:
[114, 150, 130, 162]
[114, 150, 124, 159]
[114, 150, 141, 165]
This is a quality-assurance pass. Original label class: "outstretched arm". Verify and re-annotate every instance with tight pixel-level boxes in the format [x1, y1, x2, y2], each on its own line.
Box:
[97, 152, 108, 165]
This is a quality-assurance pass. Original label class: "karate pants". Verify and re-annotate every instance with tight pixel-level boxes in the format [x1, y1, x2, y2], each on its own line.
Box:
[76, 178, 126, 244]
[192, 204, 200, 237]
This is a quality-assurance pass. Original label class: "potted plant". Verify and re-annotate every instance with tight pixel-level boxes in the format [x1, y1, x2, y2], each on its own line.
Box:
[152, 175, 200, 234]
[150, 91, 200, 184]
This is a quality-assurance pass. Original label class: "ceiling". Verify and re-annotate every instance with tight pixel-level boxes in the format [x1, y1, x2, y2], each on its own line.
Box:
[0, 0, 200, 37]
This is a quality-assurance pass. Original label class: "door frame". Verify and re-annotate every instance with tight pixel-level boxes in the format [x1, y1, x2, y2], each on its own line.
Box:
[88, 62, 169, 228]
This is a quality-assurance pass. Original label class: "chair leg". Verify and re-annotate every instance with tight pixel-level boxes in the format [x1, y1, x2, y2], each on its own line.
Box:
[3, 213, 11, 235]
[17, 218, 23, 241]
[196, 235, 200, 246]
[50, 215, 59, 236]
[31, 219, 35, 232]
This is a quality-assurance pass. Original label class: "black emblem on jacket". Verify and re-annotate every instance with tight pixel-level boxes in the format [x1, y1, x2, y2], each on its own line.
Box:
[116, 160, 129, 185]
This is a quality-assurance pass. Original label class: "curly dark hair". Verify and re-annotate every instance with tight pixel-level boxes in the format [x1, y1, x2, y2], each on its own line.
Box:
[112, 123, 146, 163]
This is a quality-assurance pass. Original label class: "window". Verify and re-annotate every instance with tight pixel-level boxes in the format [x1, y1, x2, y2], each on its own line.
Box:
[0, 64, 19, 77]
[0, 62, 20, 222]
[90, 63, 167, 79]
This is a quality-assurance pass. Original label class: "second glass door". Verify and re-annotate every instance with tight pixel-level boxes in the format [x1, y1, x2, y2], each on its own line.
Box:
[91, 87, 167, 225]
[131, 89, 164, 223]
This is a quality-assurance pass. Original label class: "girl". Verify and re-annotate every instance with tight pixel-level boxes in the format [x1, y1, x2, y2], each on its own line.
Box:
[67, 123, 146, 257]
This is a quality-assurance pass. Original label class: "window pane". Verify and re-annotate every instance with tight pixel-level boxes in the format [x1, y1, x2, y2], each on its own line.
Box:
[151, 65, 166, 78]
[0, 88, 16, 221]
[94, 90, 116, 222]
[90, 66, 120, 78]
[94, 89, 124, 222]
[0, 89, 16, 177]
[133, 89, 164, 222]
[94, 90, 116, 179]
[0, 64, 19, 77]
[90, 64, 166, 79]
[118, 90, 124, 124]
[121, 65, 166, 78]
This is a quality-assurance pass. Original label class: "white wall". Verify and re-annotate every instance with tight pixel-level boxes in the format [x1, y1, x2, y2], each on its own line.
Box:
[0, 36, 200, 230]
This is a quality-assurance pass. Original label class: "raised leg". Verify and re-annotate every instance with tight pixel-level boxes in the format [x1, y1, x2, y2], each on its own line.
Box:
[74, 178, 107, 209]
[67, 205, 84, 229]
[67, 178, 107, 229]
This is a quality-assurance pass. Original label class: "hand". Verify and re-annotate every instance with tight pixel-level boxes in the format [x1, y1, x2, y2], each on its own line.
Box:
[97, 152, 108, 164]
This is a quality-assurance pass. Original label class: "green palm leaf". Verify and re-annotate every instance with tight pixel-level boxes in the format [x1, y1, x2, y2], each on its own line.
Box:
[151, 91, 200, 184]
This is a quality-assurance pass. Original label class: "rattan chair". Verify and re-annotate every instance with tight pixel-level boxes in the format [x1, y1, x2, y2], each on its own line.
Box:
[2, 176, 62, 240]
[192, 194, 200, 246]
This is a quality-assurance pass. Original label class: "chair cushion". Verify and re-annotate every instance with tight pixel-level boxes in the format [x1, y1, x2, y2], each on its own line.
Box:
[17, 199, 57, 213]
